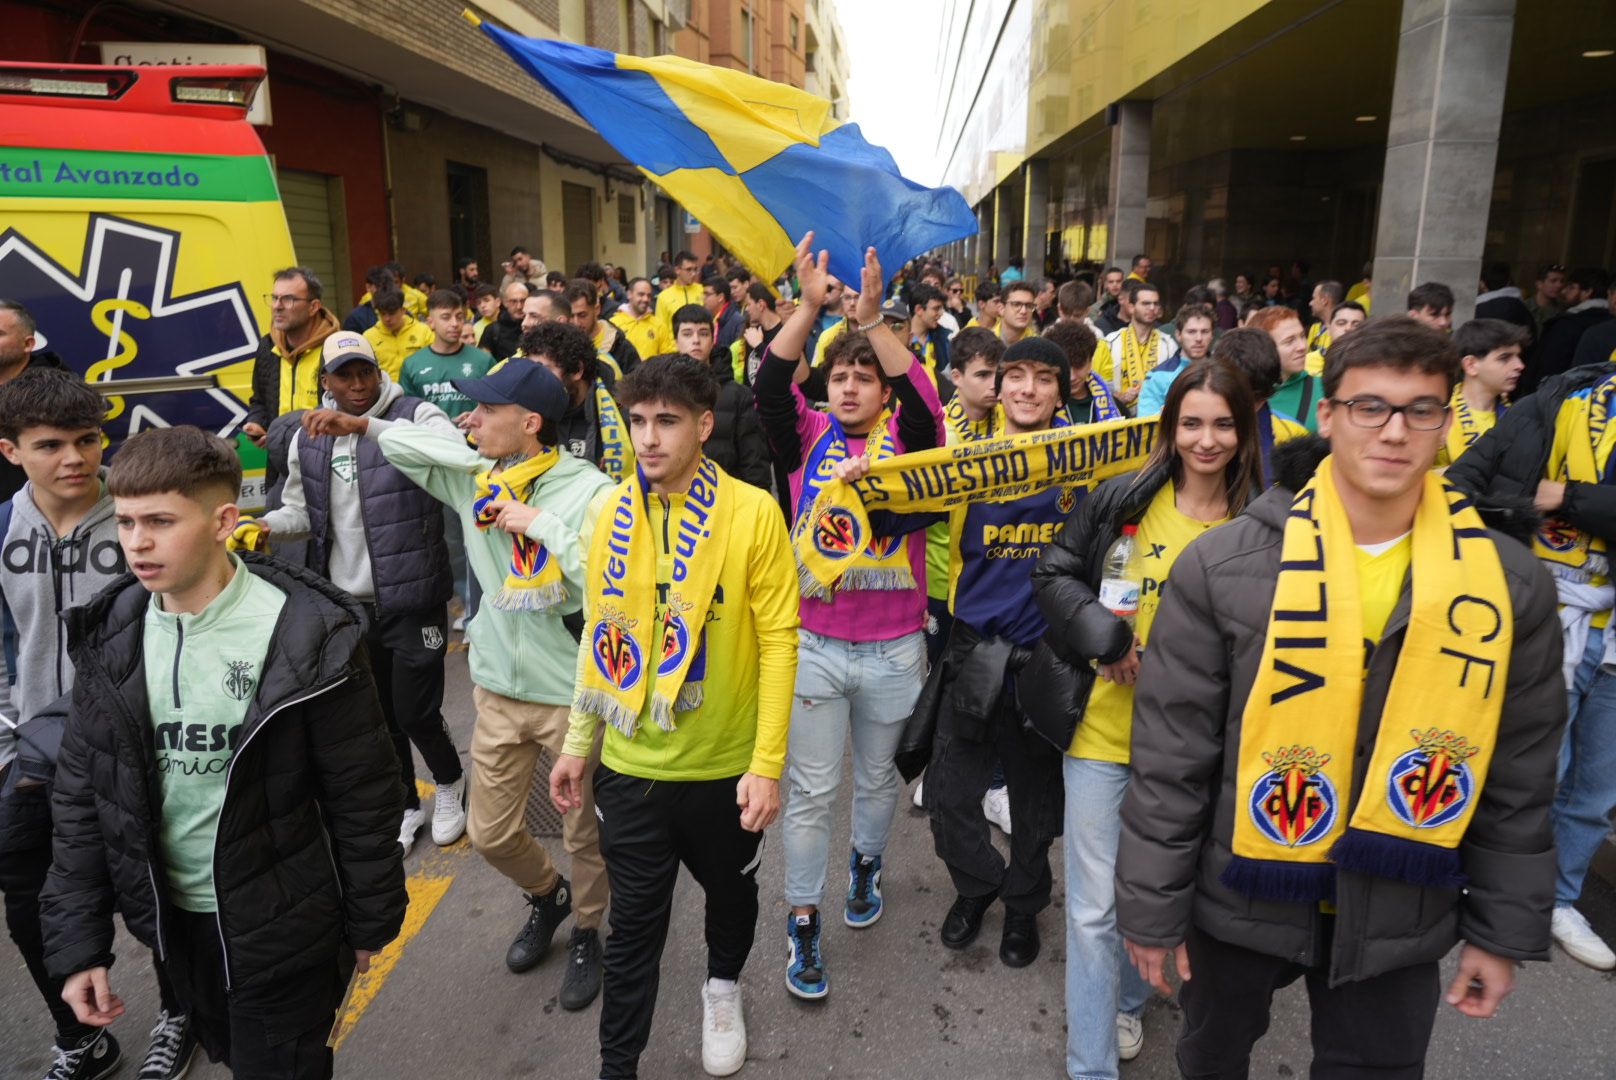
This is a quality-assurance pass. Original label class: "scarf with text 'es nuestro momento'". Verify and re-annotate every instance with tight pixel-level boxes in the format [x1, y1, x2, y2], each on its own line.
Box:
[575, 457, 731, 737]
[1225, 457, 1512, 901]
[473, 447, 567, 611]
[792, 415, 1158, 595]
[793, 408, 913, 599]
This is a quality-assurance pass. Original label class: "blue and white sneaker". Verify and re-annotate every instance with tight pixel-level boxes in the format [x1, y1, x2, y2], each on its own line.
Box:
[785, 911, 828, 999]
[844, 849, 883, 928]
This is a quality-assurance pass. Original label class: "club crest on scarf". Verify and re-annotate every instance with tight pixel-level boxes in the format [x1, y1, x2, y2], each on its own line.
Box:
[1387, 728, 1479, 829]
[591, 605, 644, 691]
[793, 409, 914, 598]
[1247, 745, 1339, 848]
[473, 448, 568, 611]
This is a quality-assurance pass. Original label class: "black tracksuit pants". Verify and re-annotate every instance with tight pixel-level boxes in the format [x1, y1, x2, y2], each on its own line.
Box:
[1176, 923, 1441, 1079]
[164, 906, 348, 1080]
[2, 841, 97, 1043]
[593, 766, 764, 1079]
[361, 604, 460, 811]
[924, 684, 1063, 915]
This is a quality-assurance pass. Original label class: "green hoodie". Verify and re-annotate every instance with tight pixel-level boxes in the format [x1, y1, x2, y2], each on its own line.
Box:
[377, 426, 613, 704]
[1269, 368, 1323, 434]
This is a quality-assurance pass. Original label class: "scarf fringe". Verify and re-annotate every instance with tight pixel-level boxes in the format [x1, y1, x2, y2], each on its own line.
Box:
[839, 566, 917, 592]
[1328, 828, 1467, 889]
[796, 558, 838, 600]
[574, 691, 642, 739]
[488, 580, 568, 612]
[647, 682, 705, 732]
[1219, 856, 1337, 903]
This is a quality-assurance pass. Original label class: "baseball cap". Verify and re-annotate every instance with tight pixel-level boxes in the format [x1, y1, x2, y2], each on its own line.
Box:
[452, 359, 568, 425]
[879, 298, 910, 323]
[321, 332, 378, 372]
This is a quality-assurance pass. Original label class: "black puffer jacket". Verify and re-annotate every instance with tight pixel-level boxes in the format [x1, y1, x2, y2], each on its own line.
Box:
[1445, 363, 1616, 546]
[1117, 437, 1565, 985]
[41, 555, 405, 1013]
[1028, 464, 1170, 723]
[708, 363, 774, 493]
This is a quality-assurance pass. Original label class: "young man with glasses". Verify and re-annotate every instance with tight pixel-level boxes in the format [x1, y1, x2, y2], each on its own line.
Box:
[1121, 316, 1564, 1076]
[244, 267, 341, 448]
[998, 281, 1040, 347]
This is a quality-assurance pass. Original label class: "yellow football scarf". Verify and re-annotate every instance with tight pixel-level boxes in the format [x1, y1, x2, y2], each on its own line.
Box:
[794, 415, 1156, 595]
[1442, 385, 1503, 466]
[227, 517, 266, 553]
[793, 410, 912, 598]
[943, 395, 996, 442]
[576, 458, 732, 736]
[1225, 458, 1511, 900]
[593, 381, 634, 482]
[1534, 373, 1616, 579]
[473, 448, 567, 611]
[1117, 328, 1161, 394]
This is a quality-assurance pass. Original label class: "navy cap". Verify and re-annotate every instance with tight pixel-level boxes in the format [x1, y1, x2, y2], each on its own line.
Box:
[452, 359, 568, 425]
[879, 297, 910, 322]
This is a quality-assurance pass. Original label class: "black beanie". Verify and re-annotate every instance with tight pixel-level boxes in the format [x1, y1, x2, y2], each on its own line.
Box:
[999, 335, 1071, 400]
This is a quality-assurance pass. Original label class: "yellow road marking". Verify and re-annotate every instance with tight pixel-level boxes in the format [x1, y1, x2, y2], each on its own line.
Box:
[333, 780, 469, 1049]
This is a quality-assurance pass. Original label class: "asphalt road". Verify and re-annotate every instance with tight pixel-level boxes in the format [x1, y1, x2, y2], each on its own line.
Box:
[5, 647, 1615, 1079]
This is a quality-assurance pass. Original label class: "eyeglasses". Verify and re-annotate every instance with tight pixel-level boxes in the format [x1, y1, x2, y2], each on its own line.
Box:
[1329, 397, 1449, 430]
[1005, 300, 1035, 311]
[265, 294, 310, 306]
[948, 286, 963, 293]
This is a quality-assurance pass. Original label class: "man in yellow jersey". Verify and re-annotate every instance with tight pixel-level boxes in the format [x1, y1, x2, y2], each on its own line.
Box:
[364, 288, 436, 380]
[1122, 318, 1564, 1076]
[1435, 319, 1526, 469]
[1305, 300, 1367, 376]
[552, 355, 797, 1080]
[245, 267, 340, 447]
[1447, 343, 1616, 973]
[608, 277, 660, 362]
[999, 280, 1040, 346]
[565, 279, 637, 379]
[1103, 281, 1178, 411]
[1306, 280, 1345, 353]
[653, 250, 704, 351]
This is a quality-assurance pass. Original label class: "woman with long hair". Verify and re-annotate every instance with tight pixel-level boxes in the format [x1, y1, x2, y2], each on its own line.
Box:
[1030, 360, 1263, 1079]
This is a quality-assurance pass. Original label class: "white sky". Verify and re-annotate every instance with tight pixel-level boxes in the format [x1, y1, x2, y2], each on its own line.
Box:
[835, 0, 945, 186]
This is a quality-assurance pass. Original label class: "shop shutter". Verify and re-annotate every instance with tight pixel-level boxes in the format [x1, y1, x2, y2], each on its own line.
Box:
[277, 168, 341, 306]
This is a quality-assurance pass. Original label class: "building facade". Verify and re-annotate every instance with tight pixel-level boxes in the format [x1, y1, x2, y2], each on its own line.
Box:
[4, 0, 701, 305]
[932, 0, 1616, 325]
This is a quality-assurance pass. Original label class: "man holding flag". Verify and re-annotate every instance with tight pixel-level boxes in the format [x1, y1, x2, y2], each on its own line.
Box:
[755, 236, 944, 1001]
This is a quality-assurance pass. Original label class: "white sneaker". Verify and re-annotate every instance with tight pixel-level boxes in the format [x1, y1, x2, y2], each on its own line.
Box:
[1116, 1010, 1144, 1061]
[701, 978, 747, 1076]
[1551, 904, 1616, 970]
[397, 807, 426, 857]
[982, 786, 1013, 835]
[431, 776, 468, 846]
[912, 777, 924, 809]
[452, 614, 466, 632]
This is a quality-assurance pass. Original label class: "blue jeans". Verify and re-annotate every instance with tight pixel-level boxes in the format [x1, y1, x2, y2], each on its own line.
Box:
[782, 629, 926, 907]
[1063, 756, 1150, 1080]
[1555, 626, 1616, 905]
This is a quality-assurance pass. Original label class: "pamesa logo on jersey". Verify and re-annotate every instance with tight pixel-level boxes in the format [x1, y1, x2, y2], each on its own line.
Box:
[0, 214, 259, 446]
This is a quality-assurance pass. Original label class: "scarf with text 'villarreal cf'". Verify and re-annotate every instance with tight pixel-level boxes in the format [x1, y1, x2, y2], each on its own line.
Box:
[473, 447, 567, 611]
[575, 457, 731, 737]
[1225, 456, 1512, 901]
[793, 415, 1156, 595]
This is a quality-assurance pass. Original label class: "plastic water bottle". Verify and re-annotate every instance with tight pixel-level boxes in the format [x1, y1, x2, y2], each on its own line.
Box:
[1098, 524, 1143, 628]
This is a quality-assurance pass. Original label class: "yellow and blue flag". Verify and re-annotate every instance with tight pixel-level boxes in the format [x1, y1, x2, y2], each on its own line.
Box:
[473, 14, 976, 287]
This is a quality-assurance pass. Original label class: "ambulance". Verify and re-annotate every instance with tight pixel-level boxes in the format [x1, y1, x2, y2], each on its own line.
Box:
[0, 61, 301, 510]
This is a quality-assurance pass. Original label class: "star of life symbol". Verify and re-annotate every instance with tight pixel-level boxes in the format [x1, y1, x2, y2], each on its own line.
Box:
[0, 214, 260, 446]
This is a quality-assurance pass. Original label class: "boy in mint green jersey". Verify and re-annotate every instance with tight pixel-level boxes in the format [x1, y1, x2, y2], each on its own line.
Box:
[41, 426, 406, 1080]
